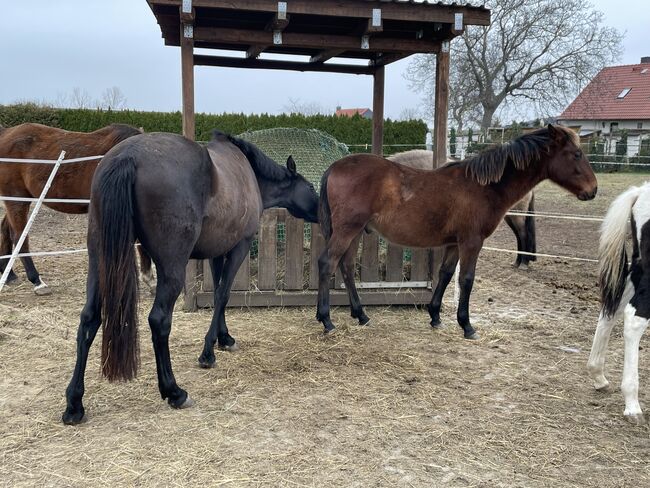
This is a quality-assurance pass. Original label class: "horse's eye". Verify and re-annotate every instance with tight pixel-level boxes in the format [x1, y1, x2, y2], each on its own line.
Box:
[574, 150, 582, 159]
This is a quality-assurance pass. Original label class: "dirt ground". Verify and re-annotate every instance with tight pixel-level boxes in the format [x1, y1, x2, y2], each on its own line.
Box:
[1, 173, 648, 487]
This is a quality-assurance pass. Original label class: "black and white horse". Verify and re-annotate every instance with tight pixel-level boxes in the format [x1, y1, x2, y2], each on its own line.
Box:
[588, 183, 650, 425]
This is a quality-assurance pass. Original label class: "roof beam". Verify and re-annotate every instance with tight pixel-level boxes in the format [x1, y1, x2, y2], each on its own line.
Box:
[194, 54, 374, 75]
[194, 27, 440, 54]
[150, 0, 491, 26]
[247, 5, 290, 59]
[310, 49, 346, 64]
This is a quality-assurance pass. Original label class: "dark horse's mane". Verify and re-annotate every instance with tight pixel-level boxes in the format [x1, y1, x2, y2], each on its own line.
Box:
[457, 126, 575, 185]
[211, 130, 291, 182]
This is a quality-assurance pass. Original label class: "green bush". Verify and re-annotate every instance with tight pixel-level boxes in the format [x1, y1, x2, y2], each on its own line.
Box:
[0, 104, 427, 150]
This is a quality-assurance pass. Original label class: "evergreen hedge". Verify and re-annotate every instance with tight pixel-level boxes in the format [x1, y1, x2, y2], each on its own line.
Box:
[0, 103, 427, 152]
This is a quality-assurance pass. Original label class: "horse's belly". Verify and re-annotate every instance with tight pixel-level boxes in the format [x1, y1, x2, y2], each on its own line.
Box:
[192, 204, 261, 258]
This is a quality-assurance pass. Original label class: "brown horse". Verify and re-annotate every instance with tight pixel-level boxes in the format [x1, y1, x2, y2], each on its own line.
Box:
[317, 125, 597, 339]
[389, 150, 537, 268]
[0, 123, 144, 294]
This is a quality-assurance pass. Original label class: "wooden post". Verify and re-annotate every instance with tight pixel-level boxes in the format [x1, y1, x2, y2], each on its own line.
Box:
[431, 42, 451, 293]
[372, 65, 385, 156]
[433, 43, 449, 167]
[181, 8, 198, 311]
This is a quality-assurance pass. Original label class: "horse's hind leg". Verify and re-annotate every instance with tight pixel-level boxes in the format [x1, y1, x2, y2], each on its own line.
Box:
[427, 246, 459, 328]
[0, 215, 19, 284]
[504, 215, 526, 268]
[5, 202, 49, 294]
[338, 235, 369, 325]
[62, 240, 102, 425]
[621, 301, 649, 425]
[317, 230, 363, 333]
[587, 278, 633, 391]
[456, 239, 483, 340]
[149, 263, 193, 408]
[137, 244, 156, 295]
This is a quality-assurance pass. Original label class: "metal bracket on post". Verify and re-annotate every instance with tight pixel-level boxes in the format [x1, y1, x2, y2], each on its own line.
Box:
[278, 1, 287, 19]
[454, 13, 464, 31]
[184, 24, 194, 39]
[372, 9, 382, 28]
[361, 35, 370, 50]
[273, 31, 283, 45]
[442, 41, 450, 53]
[181, 0, 194, 23]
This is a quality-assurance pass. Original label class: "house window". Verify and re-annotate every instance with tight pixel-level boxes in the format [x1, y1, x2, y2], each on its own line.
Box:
[610, 122, 619, 132]
[638, 122, 644, 129]
[617, 88, 632, 98]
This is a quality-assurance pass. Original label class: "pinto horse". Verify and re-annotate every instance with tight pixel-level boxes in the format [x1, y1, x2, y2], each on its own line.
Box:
[389, 149, 537, 269]
[317, 125, 597, 338]
[0, 123, 146, 295]
[588, 183, 650, 425]
[62, 131, 318, 424]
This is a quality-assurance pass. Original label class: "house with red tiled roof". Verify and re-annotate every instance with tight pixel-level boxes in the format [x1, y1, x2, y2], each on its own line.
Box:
[335, 107, 373, 119]
[558, 57, 650, 156]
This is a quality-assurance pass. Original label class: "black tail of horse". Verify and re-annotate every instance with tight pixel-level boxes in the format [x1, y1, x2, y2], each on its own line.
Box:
[96, 155, 140, 382]
[525, 193, 537, 260]
[319, 168, 333, 241]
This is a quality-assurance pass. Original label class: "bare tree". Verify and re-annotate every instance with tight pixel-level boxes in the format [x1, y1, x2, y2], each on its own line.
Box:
[100, 86, 127, 110]
[398, 107, 423, 121]
[283, 97, 329, 116]
[406, 0, 622, 133]
[70, 87, 92, 109]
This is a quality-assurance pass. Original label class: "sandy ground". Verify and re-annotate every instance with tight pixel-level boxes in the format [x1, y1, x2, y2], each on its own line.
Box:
[1, 173, 649, 487]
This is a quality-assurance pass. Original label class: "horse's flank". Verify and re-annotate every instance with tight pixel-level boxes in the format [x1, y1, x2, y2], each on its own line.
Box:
[0, 123, 141, 213]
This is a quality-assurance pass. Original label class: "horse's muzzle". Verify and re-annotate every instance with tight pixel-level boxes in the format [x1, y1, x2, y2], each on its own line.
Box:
[578, 188, 597, 201]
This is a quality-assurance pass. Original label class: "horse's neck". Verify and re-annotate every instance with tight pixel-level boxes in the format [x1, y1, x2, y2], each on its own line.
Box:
[491, 161, 546, 211]
[257, 179, 285, 209]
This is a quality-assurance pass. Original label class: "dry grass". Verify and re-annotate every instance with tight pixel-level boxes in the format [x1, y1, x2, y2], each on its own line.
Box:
[1, 174, 649, 487]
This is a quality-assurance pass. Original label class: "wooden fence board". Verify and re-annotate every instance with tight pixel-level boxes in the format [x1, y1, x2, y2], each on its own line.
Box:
[410, 249, 430, 281]
[258, 212, 278, 290]
[285, 217, 305, 290]
[386, 244, 404, 282]
[361, 233, 379, 282]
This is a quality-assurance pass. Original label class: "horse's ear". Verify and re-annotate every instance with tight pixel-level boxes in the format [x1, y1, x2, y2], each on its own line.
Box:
[547, 124, 562, 142]
[287, 156, 297, 175]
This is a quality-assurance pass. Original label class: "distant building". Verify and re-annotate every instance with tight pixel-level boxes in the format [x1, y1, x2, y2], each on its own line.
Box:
[335, 107, 373, 119]
[558, 57, 650, 156]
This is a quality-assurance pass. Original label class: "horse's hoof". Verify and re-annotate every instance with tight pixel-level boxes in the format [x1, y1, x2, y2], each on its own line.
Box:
[62, 409, 86, 425]
[519, 263, 529, 271]
[465, 332, 480, 340]
[594, 381, 611, 392]
[323, 325, 336, 336]
[358, 314, 371, 326]
[5, 273, 20, 285]
[218, 342, 240, 352]
[34, 282, 51, 296]
[624, 413, 646, 426]
[179, 395, 195, 409]
[198, 353, 216, 369]
[430, 319, 442, 329]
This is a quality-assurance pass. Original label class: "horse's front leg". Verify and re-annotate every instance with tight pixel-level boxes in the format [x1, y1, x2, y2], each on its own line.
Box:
[621, 303, 649, 425]
[198, 238, 251, 368]
[427, 246, 459, 328]
[456, 239, 482, 340]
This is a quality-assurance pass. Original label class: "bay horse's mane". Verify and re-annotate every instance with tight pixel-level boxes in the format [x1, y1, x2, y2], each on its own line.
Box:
[458, 125, 578, 185]
[210, 130, 291, 182]
[98, 124, 142, 144]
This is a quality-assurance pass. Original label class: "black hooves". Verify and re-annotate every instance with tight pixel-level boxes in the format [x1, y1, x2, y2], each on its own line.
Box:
[198, 352, 216, 369]
[357, 313, 370, 326]
[62, 408, 86, 425]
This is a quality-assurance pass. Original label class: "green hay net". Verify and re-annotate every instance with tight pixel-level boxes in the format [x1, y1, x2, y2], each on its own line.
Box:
[238, 127, 349, 191]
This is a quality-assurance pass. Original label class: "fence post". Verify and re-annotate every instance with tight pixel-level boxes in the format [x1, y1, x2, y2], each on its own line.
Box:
[0, 151, 66, 293]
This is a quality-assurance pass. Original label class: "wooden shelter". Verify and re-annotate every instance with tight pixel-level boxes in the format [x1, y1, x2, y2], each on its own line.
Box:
[146, 0, 491, 310]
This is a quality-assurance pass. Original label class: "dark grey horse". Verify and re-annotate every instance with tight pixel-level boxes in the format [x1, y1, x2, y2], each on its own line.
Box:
[63, 131, 319, 424]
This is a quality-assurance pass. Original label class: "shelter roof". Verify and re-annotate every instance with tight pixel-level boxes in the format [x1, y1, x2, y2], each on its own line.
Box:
[147, 0, 490, 74]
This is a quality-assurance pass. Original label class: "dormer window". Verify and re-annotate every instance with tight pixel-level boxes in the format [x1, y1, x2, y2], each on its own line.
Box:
[617, 88, 632, 98]
[642, 68, 649, 74]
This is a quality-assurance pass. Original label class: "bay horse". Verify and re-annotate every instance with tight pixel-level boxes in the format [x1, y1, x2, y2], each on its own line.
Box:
[317, 125, 597, 338]
[587, 182, 650, 425]
[0, 123, 148, 295]
[389, 149, 537, 269]
[62, 130, 319, 424]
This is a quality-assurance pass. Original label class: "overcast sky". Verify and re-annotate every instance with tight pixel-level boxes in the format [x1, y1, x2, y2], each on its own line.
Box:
[0, 1, 647, 120]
